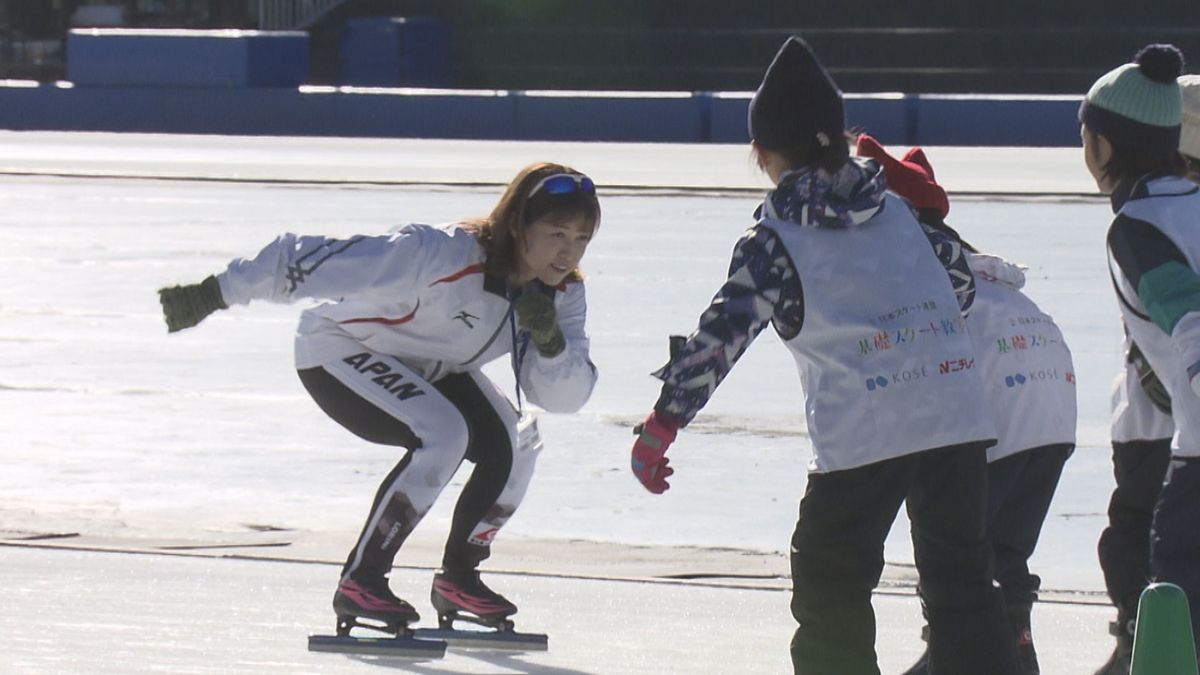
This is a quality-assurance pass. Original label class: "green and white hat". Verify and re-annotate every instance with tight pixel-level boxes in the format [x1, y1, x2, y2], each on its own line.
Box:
[1079, 44, 1183, 154]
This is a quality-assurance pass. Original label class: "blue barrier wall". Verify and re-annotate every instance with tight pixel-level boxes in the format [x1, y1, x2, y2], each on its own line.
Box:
[914, 95, 1083, 147]
[67, 29, 309, 88]
[0, 81, 1085, 146]
[515, 92, 704, 143]
[337, 17, 453, 88]
[0, 28, 1088, 146]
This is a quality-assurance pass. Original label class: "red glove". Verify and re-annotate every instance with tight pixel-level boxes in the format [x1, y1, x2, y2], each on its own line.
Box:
[631, 412, 681, 494]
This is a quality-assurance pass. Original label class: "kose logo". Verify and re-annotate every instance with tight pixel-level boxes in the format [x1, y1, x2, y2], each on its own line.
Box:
[1005, 369, 1062, 387]
[865, 366, 929, 391]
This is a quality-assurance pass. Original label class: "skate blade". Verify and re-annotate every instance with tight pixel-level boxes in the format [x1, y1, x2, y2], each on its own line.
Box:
[308, 634, 447, 659]
[413, 627, 548, 652]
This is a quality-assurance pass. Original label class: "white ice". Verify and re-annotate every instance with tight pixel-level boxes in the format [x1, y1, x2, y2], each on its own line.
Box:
[0, 132, 1128, 673]
[3, 545, 1111, 674]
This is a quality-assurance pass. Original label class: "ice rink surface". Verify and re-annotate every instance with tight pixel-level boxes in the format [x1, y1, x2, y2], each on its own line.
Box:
[0, 132, 1131, 673]
[3, 545, 1110, 675]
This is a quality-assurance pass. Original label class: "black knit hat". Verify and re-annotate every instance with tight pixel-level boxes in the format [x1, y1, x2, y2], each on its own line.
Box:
[748, 36, 845, 152]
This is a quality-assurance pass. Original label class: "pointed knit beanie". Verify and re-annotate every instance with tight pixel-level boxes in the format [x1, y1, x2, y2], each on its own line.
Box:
[748, 36, 845, 152]
[1078, 44, 1184, 154]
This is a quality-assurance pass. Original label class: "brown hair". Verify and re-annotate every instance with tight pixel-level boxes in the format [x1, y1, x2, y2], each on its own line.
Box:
[1084, 125, 1185, 187]
[462, 162, 601, 283]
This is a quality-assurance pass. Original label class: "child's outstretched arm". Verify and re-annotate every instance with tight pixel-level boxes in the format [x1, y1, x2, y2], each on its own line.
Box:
[630, 225, 800, 493]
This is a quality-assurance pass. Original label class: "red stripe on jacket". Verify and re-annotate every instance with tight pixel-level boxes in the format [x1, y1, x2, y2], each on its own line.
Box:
[338, 263, 484, 326]
[430, 263, 485, 286]
[340, 300, 420, 326]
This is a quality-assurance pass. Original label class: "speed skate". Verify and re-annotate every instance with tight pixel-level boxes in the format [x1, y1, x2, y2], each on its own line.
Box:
[307, 614, 447, 659]
[412, 571, 548, 652]
[308, 609, 549, 655]
[308, 578, 446, 659]
[412, 611, 548, 652]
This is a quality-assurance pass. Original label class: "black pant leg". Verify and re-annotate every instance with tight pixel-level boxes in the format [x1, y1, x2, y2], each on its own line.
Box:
[1149, 456, 1200, 651]
[435, 373, 516, 574]
[298, 367, 427, 579]
[1098, 438, 1172, 614]
[789, 454, 915, 675]
[986, 443, 1073, 608]
[908, 441, 1020, 675]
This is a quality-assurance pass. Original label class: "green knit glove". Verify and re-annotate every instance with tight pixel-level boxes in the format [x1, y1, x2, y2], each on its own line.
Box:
[158, 275, 228, 333]
[515, 287, 565, 357]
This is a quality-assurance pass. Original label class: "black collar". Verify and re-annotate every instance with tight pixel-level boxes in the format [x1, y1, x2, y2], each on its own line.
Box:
[1111, 172, 1197, 213]
[1110, 172, 1165, 213]
[483, 272, 509, 298]
[1109, 177, 1138, 213]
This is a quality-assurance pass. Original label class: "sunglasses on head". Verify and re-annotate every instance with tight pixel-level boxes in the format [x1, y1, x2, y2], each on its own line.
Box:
[530, 173, 596, 198]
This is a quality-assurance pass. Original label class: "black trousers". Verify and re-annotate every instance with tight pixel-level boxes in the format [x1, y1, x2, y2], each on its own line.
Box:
[1150, 456, 1200, 651]
[986, 443, 1074, 610]
[1098, 438, 1172, 616]
[789, 441, 1019, 675]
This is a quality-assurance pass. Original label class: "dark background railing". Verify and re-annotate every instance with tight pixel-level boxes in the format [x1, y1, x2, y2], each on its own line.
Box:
[2, 1, 255, 81]
[3, 0, 1199, 94]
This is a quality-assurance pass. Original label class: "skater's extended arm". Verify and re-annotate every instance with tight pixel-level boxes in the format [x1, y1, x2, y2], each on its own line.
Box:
[517, 281, 598, 413]
[157, 224, 446, 332]
[218, 227, 441, 306]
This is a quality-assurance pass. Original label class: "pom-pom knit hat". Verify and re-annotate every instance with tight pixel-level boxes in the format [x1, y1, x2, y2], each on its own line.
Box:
[1078, 44, 1184, 155]
[1179, 74, 1200, 160]
[749, 36, 845, 152]
[855, 134, 950, 219]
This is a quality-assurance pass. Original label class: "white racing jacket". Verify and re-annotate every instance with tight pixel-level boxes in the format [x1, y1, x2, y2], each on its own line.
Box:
[215, 222, 597, 413]
[965, 252, 1077, 461]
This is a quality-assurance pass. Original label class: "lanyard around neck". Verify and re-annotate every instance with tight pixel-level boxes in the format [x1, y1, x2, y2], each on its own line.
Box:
[508, 290, 529, 415]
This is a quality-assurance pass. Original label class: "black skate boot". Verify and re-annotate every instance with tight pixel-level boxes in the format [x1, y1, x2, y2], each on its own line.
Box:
[308, 576, 444, 659]
[1093, 612, 1135, 675]
[332, 575, 420, 636]
[414, 568, 547, 652]
[431, 568, 518, 629]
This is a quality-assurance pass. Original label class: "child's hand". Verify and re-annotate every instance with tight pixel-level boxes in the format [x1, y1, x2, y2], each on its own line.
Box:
[631, 412, 681, 494]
